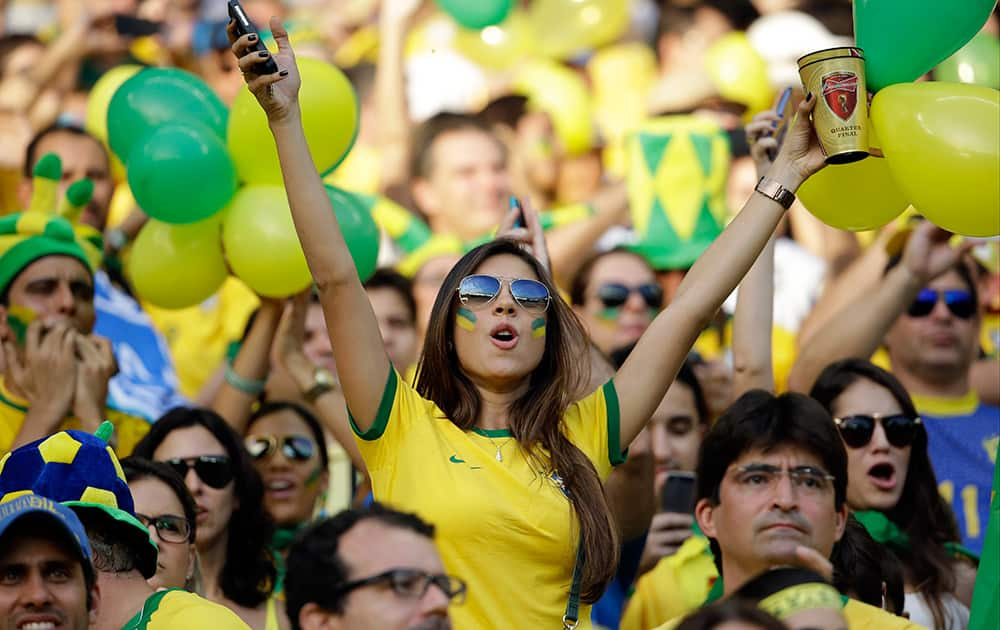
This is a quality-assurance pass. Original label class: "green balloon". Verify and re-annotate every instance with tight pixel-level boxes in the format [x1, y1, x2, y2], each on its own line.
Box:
[435, 0, 513, 29]
[325, 186, 380, 282]
[935, 33, 1000, 89]
[855, 0, 997, 91]
[127, 123, 237, 224]
[108, 68, 228, 163]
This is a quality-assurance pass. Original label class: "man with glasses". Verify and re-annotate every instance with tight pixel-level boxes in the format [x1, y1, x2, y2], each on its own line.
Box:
[285, 503, 462, 630]
[652, 390, 919, 629]
[790, 221, 999, 554]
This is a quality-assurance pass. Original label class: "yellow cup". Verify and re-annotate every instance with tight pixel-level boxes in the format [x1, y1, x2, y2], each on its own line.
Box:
[798, 47, 869, 164]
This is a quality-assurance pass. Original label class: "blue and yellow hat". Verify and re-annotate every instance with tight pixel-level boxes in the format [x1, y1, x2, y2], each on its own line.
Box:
[0, 153, 103, 295]
[0, 422, 157, 578]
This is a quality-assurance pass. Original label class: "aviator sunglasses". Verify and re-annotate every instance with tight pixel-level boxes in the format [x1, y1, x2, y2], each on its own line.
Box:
[457, 274, 550, 313]
[596, 282, 664, 310]
[164, 455, 234, 489]
[834, 413, 922, 449]
[906, 289, 976, 319]
[245, 434, 316, 462]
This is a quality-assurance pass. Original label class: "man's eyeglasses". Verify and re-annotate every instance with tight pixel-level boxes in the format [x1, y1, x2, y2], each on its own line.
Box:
[834, 414, 922, 449]
[907, 288, 976, 319]
[730, 463, 835, 497]
[338, 569, 467, 605]
[245, 434, 316, 462]
[135, 513, 193, 544]
[164, 455, 234, 489]
[457, 274, 550, 314]
[596, 282, 664, 311]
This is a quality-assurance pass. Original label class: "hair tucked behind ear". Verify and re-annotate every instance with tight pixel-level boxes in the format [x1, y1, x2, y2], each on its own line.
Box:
[415, 239, 619, 602]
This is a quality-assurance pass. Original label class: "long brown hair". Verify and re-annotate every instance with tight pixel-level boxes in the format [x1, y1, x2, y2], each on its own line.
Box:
[415, 238, 619, 602]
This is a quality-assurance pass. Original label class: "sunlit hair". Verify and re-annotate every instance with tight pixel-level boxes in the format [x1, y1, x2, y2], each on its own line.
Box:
[811, 358, 961, 629]
[415, 238, 618, 602]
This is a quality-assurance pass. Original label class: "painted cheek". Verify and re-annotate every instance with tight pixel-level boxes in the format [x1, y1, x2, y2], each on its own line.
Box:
[531, 318, 546, 338]
[456, 307, 477, 332]
[597, 306, 621, 322]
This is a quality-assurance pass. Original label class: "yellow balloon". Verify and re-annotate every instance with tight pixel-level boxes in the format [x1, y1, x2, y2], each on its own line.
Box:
[85, 65, 142, 144]
[454, 9, 534, 70]
[704, 33, 773, 114]
[588, 43, 657, 141]
[872, 82, 1000, 237]
[530, 0, 629, 59]
[514, 60, 594, 156]
[221, 186, 312, 298]
[127, 216, 228, 309]
[228, 58, 359, 185]
[799, 156, 909, 231]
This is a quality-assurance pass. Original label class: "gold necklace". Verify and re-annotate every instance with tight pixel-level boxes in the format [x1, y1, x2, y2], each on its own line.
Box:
[485, 435, 514, 462]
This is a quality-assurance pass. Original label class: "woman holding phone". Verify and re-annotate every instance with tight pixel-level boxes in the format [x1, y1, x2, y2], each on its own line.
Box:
[227, 17, 828, 628]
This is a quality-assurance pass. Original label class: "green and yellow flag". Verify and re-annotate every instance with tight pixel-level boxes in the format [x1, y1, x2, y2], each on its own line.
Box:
[969, 442, 999, 630]
[625, 116, 731, 270]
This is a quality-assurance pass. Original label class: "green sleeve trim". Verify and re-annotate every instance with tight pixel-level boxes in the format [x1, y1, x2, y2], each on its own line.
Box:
[121, 589, 174, 629]
[604, 380, 627, 466]
[348, 367, 398, 441]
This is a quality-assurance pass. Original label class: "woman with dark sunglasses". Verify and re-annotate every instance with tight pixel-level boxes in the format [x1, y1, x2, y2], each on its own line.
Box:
[228, 21, 829, 629]
[244, 401, 329, 559]
[811, 359, 976, 629]
[122, 457, 200, 593]
[132, 408, 288, 630]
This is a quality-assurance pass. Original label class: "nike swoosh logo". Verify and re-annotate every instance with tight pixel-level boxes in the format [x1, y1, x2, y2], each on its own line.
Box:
[449, 455, 465, 464]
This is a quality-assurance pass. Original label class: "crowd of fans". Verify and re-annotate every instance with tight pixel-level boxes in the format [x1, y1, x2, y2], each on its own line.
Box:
[0, 1, 997, 629]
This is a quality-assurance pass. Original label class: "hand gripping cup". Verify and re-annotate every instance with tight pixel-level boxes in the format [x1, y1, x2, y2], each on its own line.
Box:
[798, 47, 869, 164]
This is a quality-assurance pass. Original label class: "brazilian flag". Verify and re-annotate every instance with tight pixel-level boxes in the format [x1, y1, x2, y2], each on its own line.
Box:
[969, 443, 999, 630]
[625, 116, 731, 270]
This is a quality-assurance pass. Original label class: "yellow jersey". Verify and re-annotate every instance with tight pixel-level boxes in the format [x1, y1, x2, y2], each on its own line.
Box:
[0, 377, 148, 456]
[353, 369, 626, 630]
[121, 589, 250, 629]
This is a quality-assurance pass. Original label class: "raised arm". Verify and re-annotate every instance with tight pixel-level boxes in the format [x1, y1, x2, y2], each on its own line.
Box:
[231, 19, 390, 431]
[787, 221, 974, 392]
[614, 96, 827, 447]
[731, 111, 785, 396]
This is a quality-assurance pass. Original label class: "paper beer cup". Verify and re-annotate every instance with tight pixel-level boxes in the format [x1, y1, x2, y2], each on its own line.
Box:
[798, 47, 869, 164]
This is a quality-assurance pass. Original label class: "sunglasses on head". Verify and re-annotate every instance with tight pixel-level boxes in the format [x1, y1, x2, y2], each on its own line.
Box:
[165, 455, 234, 489]
[834, 414, 922, 449]
[245, 434, 316, 462]
[457, 274, 550, 313]
[596, 282, 664, 310]
[907, 289, 976, 319]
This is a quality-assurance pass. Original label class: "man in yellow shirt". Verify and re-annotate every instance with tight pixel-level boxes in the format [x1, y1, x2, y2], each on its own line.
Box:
[651, 390, 924, 629]
[0, 211, 147, 454]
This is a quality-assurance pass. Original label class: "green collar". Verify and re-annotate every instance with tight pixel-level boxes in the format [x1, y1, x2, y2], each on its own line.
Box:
[853, 510, 911, 552]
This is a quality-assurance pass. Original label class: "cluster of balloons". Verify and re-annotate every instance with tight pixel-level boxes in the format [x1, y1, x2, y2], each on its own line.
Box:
[799, 1, 999, 237]
[96, 62, 379, 309]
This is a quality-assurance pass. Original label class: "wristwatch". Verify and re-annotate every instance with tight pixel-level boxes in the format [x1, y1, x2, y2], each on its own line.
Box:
[755, 176, 796, 209]
[303, 367, 336, 403]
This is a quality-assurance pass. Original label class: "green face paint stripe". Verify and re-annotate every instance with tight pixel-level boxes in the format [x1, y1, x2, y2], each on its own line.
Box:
[531, 318, 546, 337]
[457, 307, 477, 331]
[304, 464, 323, 486]
[598, 306, 621, 321]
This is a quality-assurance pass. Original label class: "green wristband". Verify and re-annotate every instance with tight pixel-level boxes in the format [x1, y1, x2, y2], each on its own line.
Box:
[224, 359, 266, 396]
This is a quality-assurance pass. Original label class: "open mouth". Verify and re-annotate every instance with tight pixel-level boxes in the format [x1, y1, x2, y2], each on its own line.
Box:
[867, 463, 897, 490]
[18, 619, 61, 630]
[265, 479, 296, 499]
[489, 323, 519, 349]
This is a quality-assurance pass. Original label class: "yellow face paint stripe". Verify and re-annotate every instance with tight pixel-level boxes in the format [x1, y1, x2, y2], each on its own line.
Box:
[531, 318, 546, 338]
[457, 307, 477, 331]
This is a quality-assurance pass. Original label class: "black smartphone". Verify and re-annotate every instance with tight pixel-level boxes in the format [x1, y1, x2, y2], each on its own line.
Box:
[227, 0, 279, 75]
[767, 87, 795, 161]
[661, 472, 697, 514]
[509, 196, 525, 229]
[114, 14, 162, 37]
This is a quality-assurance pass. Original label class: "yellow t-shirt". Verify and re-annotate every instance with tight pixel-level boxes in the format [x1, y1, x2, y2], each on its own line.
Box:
[144, 277, 259, 398]
[620, 535, 718, 630]
[0, 377, 148, 456]
[353, 369, 626, 630]
[122, 589, 250, 629]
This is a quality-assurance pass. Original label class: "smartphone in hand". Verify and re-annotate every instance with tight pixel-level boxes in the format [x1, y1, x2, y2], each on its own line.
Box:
[509, 196, 525, 229]
[660, 472, 697, 514]
[227, 0, 279, 75]
[767, 87, 795, 162]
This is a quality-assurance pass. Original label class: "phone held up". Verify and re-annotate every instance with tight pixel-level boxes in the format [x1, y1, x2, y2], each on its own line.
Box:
[767, 87, 795, 162]
[660, 471, 697, 514]
[227, 0, 279, 75]
[509, 196, 525, 229]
